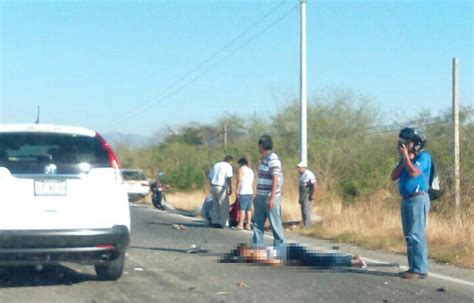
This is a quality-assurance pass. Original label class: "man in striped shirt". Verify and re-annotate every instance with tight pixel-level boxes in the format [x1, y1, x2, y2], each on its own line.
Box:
[252, 135, 285, 248]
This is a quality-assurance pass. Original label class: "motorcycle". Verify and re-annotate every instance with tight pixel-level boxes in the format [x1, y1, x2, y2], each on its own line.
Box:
[151, 172, 168, 210]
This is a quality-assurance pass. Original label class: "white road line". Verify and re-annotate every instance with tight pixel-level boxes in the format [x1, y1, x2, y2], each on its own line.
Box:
[350, 258, 474, 287]
[151, 209, 474, 288]
[426, 272, 474, 288]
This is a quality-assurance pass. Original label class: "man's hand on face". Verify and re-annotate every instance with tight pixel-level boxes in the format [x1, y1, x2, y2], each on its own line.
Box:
[399, 144, 410, 160]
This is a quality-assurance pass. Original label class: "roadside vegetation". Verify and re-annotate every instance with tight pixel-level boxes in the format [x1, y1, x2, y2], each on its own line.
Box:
[115, 90, 474, 269]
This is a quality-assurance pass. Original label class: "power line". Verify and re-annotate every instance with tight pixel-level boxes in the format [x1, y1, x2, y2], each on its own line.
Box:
[364, 114, 453, 134]
[271, 113, 453, 139]
[106, 1, 291, 129]
[119, 4, 298, 125]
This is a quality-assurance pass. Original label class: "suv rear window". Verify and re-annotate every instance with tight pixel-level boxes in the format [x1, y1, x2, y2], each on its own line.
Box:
[122, 170, 147, 181]
[0, 132, 110, 175]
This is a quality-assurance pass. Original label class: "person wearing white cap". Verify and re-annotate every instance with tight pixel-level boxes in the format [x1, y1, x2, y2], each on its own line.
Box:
[296, 162, 317, 228]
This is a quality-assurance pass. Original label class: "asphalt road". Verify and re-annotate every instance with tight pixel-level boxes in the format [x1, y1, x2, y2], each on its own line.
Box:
[0, 204, 472, 303]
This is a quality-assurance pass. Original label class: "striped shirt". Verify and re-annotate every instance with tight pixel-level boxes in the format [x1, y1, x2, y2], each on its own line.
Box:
[257, 151, 283, 197]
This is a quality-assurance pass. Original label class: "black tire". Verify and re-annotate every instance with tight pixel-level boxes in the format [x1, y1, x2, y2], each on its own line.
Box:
[160, 195, 167, 210]
[152, 192, 163, 209]
[95, 251, 125, 281]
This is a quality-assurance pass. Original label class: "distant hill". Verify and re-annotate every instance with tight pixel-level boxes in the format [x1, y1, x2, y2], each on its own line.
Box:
[102, 132, 156, 148]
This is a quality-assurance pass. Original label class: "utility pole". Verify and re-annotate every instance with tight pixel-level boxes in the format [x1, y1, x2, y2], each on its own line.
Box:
[452, 57, 461, 214]
[300, 0, 308, 166]
[35, 106, 41, 124]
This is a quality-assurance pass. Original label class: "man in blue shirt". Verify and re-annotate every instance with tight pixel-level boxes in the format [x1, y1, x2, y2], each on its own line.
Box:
[391, 127, 431, 279]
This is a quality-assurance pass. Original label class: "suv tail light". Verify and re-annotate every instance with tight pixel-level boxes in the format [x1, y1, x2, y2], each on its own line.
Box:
[96, 132, 123, 183]
[95, 132, 121, 169]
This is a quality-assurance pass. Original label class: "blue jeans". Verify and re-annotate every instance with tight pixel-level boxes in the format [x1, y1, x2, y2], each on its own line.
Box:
[284, 244, 352, 267]
[252, 195, 285, 248]
[401, 194, 430, 274]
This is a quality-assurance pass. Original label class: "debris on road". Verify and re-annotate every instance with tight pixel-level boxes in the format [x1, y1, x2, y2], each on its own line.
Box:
[172, 224, 188, 230]
[436, 287, 447, 292]
[186, 244, 209, 254]
[134, 267, 145, 272]
[237, 281, 248, 288]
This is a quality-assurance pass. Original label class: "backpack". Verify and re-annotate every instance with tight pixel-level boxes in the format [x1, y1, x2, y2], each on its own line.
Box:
[428, 158, 443, 201]
[229, 197, 241, 227]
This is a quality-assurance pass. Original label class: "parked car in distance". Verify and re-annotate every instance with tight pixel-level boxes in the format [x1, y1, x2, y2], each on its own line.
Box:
[0, 124, 130, 281]
[122, 169, 150, 201]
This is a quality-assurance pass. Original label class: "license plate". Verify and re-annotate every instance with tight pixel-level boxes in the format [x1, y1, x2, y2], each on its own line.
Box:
[34, 180, 67, 196]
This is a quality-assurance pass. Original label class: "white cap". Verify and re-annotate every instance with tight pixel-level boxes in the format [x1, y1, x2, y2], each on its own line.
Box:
[296, 162, 307, 168]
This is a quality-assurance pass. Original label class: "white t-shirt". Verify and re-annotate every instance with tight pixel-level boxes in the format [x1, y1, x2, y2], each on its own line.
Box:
[299, 169, 317, 187]
[209, 161, 233, 187]
[238, 166, 254, 195]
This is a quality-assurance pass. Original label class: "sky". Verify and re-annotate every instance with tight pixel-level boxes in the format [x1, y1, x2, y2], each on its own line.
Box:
[1, 0, 472, 136]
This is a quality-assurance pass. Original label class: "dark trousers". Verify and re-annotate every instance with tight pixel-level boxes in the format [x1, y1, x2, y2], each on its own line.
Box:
[285, 244, 352, 267]
[300, 196, 312, 227]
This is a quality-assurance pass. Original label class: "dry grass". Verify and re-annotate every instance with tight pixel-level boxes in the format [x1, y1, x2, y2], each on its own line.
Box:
[165, 190, 474, 269]
[164, 191, 208, 215]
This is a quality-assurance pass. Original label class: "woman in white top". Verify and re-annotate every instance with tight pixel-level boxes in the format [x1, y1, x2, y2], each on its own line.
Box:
[235, 158, 255, 230]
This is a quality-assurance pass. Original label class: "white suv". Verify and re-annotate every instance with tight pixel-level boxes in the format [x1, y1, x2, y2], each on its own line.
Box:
[0, 124, 130, 281]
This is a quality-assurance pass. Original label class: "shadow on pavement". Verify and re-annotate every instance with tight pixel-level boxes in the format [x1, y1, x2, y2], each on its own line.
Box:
[145, 222, 208, 229]
[129, 245, 219, 256]
[220, 259, 401, 278]
[0, 264, 97, 288]
[345, 268, 401, 278]
[129, 246, 189, 254]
